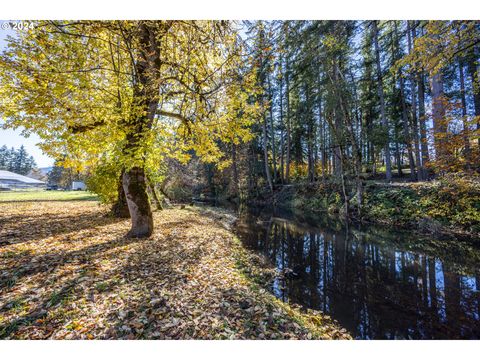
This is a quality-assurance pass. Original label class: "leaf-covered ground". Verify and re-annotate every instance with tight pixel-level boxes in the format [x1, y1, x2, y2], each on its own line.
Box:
[0, 200, 350, 339]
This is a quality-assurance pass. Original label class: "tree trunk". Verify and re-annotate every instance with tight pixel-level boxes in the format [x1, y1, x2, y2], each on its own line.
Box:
[285, 57, 291, 184]
[121, 21, 161, 237]
[147, 176, 163, 210]
[262, 113, 273, 193]
[372, 21, 392, 181]
[399, 73, 417, 180]
[394, 21, 416, 180]
[306, 86, 315, 183]
[318, 90, 326, 182]
[123, 167, 153, 237]
[418, 71, 429, 177]
[279, 58, 285, 183]
[111, 170, 130, 218]
[339, 152, 349, 218]
[333, 109, 343, 180]
[307, 137, 314, 182]
[407, 21, 424, 180]
[231, 142, 240, 197]
[395, 140, 403, 177]
[335, 64, 363, 215]
[458, 59, 471, 169]
[280, 120, 285, 184]
[467, 47, 480, 147]
[268, 75, 277, 183]
[430, 71, 447, 162]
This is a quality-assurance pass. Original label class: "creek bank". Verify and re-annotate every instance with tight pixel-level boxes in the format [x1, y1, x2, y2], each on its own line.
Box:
[243, 175, 480, 242]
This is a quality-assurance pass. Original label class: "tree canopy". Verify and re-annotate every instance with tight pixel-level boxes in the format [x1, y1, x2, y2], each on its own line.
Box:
[0, 20, 259, 236]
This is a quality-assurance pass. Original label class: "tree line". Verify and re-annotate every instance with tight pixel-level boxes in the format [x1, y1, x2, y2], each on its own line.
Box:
[212, 20, 480, 213]
[0, 145, 36, 175]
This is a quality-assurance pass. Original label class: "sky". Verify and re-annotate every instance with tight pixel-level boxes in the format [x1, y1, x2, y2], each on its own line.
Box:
[0, 23, 55, 168]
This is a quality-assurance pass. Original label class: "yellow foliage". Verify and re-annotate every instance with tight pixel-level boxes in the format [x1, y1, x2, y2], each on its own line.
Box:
[0, 21, 260, 176]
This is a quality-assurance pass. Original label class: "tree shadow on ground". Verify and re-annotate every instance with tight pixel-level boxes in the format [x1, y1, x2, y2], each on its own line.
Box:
[0, 233, 144, 291]
[0, 211, 124, 247]
[0, 206, 340, 340]
[0, 213, 211, 339]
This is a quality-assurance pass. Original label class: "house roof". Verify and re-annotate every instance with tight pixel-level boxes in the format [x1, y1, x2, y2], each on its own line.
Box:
[0, 170, 46, 184]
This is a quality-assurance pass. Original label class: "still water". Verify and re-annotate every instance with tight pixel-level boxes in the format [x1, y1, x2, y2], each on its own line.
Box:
[235, 207, 480, 339]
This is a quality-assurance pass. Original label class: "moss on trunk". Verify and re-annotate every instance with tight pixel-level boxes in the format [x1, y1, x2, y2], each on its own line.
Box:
[123, 167, 153, 237]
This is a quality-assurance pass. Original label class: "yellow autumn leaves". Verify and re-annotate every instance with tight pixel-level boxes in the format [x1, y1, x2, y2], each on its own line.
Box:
[0, 20, 260, 176]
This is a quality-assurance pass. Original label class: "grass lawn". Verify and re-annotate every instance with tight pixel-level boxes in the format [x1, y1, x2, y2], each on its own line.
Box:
[0, 190, 98, 202]
[0, 199, 349, 339]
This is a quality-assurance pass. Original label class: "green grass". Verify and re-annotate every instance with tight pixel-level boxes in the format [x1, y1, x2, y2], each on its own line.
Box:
[0, 190, 98, 202]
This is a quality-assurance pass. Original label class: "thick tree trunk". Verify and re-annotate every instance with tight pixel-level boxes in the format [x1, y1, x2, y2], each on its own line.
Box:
[372, 21, 392, 181]
[111, 170, 130, 218]
[121, 21, 162, 237]
[123, 167, 153, 237]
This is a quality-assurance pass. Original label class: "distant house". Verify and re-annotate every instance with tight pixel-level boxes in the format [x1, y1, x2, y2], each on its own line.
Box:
[0, 170, 46, 190]
[71, 181, 86, 191]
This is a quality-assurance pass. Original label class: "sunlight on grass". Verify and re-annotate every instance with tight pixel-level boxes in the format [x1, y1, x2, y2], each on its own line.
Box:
[0, 190, 98, 202]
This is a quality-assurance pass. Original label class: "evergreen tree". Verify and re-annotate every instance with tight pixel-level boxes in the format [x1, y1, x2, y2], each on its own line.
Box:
[0, 145, 36, 175]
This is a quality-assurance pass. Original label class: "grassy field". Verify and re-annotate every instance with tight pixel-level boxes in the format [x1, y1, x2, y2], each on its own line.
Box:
[0, 190, 98, 202]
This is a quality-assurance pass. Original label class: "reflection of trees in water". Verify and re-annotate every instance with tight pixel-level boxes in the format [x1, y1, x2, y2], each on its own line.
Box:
[236, 214, 480, 339]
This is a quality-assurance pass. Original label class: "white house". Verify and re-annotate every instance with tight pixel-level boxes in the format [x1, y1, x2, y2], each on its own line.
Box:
[0, 170, 46, 190]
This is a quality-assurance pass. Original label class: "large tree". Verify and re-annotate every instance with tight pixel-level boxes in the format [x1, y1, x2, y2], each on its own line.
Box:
[400, 20, 480, 170]
[0, 20, 258, 237]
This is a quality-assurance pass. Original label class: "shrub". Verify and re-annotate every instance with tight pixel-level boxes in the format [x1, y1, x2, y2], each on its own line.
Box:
[422, 175, 480, 231]
[85, 161, 120, 204]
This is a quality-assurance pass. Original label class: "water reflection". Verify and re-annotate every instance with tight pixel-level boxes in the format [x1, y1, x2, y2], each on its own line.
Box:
[235, 208, 480, 339]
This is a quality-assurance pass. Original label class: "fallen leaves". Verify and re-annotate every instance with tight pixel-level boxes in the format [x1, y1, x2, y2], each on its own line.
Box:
[0, 200, 350, 339]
